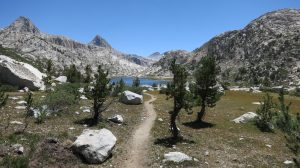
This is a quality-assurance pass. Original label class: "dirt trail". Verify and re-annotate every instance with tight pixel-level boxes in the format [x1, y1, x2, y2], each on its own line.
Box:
[124, 93, 157, 168]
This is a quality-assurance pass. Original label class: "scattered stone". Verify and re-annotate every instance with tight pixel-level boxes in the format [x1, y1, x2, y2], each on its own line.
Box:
[51, 83, 56, 87]
[54, 76, 67, 83]
[16, 100, 27, 106]
[108, 115, 124, 123]
[204, 151, 209, 156]
[69, 127, 75, 130]
[80, 95, 88, 100]
[78, 88, 84, 93]
[266, 144, 272, 148]
[119, 90, 143, 105]
[72, 129, 117, 164]
[283, 160, 294, 165]
[75, 111, 80, 115]
[252, 102, 263, 105]
[23, 87, 29, 92]
[10, 121, 23, 125]
[158, 118, 163, 122]
[232, 112, 258, 123]
[14, 106, 26, 110]
[12, 144, 24, 154]
[163, 152, 193, 163]
[80, 106, 90, 113]
[9, 96, 20, 100]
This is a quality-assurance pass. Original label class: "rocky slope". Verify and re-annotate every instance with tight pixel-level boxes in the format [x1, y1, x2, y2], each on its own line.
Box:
[0, 16, 153, 77]
[148, 9, 300, 86]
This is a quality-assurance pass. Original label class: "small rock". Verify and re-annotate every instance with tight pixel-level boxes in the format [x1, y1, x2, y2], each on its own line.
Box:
[163, 152, 193, 163]
[16, 100, 27, 106]
[69, 127, 75, 130]
[204, 151, 209, 156]
[266, 144, 272, 148]
[9, 96, 19, 100]
[15, 106, 26, 110]
[108, 115, 124, 123]
[283, 160, 294, 165]
[12, 144, 24, 154]
[75, 111, 80, 115]
[78, 88, 84, 93]
[80, 95, 88, 100]
[82, 109, 90, 113]
[51, 83, 56, 87]
[158, 118, 163, 122]
[10, 121, 23, 125]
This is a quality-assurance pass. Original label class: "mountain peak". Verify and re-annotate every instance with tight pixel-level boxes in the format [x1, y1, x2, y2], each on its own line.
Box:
[148, 52, 162, 61]
[89, 35, 112, 49]
[8, 16, 40, 34]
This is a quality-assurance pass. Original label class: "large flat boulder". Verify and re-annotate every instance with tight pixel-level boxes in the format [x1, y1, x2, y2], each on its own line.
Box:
[119, 90, 143, 105]
[0, 55, 45, 90]
[72, 129, 117, 164]
[232, 112, 258, 123]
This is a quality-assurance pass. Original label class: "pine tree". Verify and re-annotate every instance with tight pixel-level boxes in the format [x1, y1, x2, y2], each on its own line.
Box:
[91, 65, 111, 124]
[132, 77, 140, 87]
[43, 59, 54, 88]
[194, 55, 221, 122]
[65, 64, 82, 83]
[84, 64, 92, 83]
[167, 59, 192, 139]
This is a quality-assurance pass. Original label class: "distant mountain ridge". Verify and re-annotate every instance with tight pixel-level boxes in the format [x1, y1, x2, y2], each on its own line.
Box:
[0, 16, 154, 77]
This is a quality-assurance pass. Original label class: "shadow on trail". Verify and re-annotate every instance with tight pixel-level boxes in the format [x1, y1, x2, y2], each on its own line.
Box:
[183, 120, 215, 129]
[154, 137, 195, 148]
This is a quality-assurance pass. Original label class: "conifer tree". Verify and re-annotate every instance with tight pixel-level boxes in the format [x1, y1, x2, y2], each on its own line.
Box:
[132, 77, 140, 88]
[166, 59, 192, 139]
[84, 64, 92, 83]
[194, 55, 220, 122]
[91, 65, 111, 124]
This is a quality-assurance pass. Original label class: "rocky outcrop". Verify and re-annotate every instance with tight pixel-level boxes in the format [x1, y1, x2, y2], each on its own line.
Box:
[0, 55, 45, 90]
[72, 129, 117, 164]
[147, 9, 300, 86]
[0, 16, 154, 77]
[119, 91, 143, 105]
[148, 52, 163, 61]
[193, 9, 300, 86]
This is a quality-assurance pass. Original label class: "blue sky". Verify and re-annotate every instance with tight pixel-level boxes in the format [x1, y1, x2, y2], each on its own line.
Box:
[0, 0, 299, 56]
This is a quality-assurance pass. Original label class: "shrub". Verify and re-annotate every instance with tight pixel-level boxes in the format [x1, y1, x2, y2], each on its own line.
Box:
[0, 90, 8, 107]
[43, 89, 77, 113]
[55, 83, 81, 98]
[0, 84, 18, 92]
[0, 155, 29, 168]
[255, 93, 277, 132]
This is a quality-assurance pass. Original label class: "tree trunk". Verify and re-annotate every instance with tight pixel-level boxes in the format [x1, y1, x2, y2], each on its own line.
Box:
[170, 108, 180, 139]
[197, 102, 206, 122]
[93, 100, 99, 124]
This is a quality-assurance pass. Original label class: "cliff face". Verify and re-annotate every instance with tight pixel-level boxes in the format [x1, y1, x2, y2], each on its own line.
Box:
[0, 17, 153, 77]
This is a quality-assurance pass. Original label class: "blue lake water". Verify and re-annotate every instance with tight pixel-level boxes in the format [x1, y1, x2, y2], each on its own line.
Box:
[111, 76, 170, 86]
